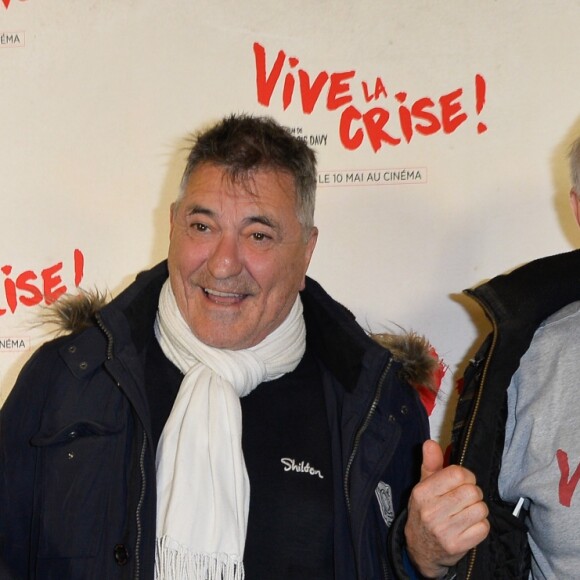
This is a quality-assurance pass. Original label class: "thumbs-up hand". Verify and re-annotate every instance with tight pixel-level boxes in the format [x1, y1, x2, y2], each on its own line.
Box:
[404, 440, 490, 578]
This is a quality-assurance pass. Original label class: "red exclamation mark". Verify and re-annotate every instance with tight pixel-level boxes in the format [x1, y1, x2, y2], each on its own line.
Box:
[74, 249, 84, 287]
[475, 74, 487, 134]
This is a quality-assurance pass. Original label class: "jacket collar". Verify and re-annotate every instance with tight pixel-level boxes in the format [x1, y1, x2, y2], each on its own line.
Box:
[301, 276, 378, 393]
[466, 248, 580, 331]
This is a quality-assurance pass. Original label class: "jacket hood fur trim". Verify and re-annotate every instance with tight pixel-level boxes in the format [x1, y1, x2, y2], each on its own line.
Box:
[372, 331, 442, 394]
[41, 289, 109, 334]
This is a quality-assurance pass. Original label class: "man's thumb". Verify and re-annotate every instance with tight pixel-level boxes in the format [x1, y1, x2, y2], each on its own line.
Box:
[420, 439, 444, 481]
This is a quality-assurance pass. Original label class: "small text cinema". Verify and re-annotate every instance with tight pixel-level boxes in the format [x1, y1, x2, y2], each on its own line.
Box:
[254, 42, 487, 152]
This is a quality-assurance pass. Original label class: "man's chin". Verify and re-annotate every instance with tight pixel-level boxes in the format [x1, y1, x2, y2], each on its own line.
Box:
[191, 326, 255, 351]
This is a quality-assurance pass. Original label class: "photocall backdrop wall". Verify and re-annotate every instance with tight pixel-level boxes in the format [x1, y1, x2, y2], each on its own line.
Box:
[2, 1, 580, 445]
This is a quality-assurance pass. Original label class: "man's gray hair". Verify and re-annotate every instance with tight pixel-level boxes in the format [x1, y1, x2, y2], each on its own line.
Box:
[176, 114, 317, 233]
[569, 136, 580, 197]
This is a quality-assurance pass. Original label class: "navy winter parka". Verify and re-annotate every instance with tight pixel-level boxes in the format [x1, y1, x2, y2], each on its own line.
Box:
[0, 261, 429, 579]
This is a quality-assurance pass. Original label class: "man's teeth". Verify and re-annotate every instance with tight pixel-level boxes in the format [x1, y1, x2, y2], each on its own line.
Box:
[204, 288, 243, 298]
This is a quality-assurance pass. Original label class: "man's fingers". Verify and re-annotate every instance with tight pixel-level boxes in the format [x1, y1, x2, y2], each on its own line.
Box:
[436, 516, 491, 563]
[412, 481, 486, 533]
[415, 464, 477, 501]
[461, 518, 491, 549]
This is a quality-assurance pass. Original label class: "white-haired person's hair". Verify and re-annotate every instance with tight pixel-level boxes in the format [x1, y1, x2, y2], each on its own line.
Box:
[569, 136, 580, 197]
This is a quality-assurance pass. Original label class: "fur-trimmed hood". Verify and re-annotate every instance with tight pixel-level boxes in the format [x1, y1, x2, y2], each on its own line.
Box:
[42, 289, 109, 334]
[372, 331, 443, 395]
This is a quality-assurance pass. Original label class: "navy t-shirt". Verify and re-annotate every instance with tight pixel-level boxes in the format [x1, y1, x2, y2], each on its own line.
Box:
[145, 338, 334, 579]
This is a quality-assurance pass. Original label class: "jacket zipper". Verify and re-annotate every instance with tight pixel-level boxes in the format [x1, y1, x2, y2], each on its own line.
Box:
[95, 312, 115, 361]
[457, 294, 498, 579]
[343, 358, 393, 579]
[134, 435, 147, 580]
[95, 313, 145, 580]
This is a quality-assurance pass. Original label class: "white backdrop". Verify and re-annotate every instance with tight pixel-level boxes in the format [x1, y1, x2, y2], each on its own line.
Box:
[2, 1, 580, 445]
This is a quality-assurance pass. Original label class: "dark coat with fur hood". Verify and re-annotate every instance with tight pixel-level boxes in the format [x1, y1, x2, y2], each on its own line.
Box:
[0, 261, 432, 580]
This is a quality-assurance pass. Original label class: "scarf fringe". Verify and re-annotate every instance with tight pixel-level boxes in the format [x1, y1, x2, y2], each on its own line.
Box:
[155, 536, 245, 580]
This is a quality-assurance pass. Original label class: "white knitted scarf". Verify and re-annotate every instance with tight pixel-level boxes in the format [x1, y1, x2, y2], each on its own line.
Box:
[153, 279, 306, 580]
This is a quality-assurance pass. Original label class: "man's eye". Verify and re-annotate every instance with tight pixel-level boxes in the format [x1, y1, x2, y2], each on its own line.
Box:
[252, 232, 270, 241]
[191, 223, 209, 232]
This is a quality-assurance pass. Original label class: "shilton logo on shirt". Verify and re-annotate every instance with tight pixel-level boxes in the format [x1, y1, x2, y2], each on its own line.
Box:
[281, 457, 324, 479]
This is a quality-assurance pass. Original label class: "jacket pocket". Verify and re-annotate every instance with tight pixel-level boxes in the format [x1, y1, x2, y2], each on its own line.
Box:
[488, 502, 531, 579]
[31, 420, 123, 559]
[457, 502, 531, 579]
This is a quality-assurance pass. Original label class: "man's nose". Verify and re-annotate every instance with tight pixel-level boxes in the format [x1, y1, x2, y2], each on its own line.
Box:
[206, 234, 243, 279]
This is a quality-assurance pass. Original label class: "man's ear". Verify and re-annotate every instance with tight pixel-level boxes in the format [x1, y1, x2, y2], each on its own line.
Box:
[569, 190, 580, 228]
[169, 202, 176, 236]
[299, 227, 319, 290]
[305, 226, 318, 268]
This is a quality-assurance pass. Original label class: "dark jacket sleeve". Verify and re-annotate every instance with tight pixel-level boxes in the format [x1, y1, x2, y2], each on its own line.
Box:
[389, 508, 415, 579]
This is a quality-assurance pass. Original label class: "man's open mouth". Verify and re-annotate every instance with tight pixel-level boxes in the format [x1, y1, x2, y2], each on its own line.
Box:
[203, 288, 247, 303]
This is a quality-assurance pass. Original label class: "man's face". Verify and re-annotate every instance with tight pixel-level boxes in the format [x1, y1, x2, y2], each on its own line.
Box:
[168, 162, 318, 350]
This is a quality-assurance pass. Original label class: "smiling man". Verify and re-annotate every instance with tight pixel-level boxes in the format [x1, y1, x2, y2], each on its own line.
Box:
[0, 114, 487, 580]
